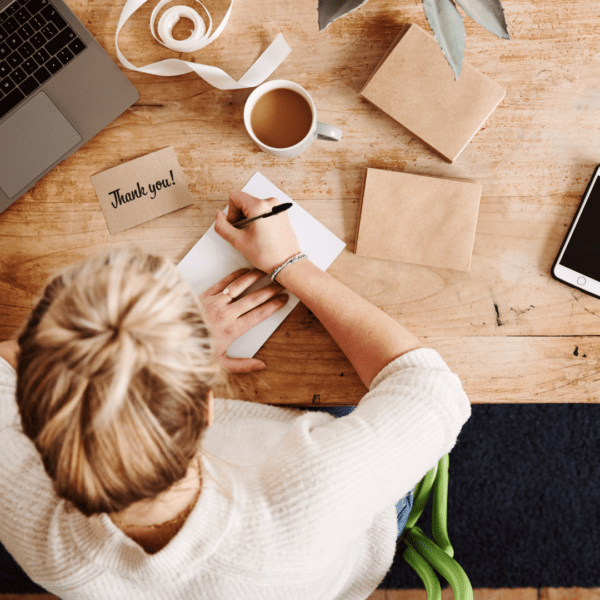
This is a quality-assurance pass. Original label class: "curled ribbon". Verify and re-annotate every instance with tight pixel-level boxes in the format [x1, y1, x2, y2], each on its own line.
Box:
[115, 0, 291, 90]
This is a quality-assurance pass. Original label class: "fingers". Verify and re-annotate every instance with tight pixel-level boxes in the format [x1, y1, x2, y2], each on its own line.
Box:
[223, 269, 266, 300]
[233, 293, 288, 334]
[199, 268, 252, 300]
[216, 192, 279, 243]
[200, 268, 264, 301]
[214, 209, 240, 248]
[229, 281, 285, 316]
[227, 191, 278, 224]
[220, 356, 267, 373]
[225, 191, 250, 224]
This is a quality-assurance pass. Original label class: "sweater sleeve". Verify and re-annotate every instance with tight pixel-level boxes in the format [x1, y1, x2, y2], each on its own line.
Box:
[0, 357, 61, 574]
[260, 348, 471, 547]
[0, 356, 19, 431]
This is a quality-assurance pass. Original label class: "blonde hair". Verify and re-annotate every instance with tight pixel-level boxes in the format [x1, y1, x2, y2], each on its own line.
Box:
[16, 248, 222, 516]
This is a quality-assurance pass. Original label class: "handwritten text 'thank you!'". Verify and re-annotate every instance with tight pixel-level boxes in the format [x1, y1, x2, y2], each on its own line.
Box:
[109, 171, 176, 208]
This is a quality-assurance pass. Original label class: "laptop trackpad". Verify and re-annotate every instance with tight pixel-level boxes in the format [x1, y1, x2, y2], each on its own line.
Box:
[0, 92, 82, 199]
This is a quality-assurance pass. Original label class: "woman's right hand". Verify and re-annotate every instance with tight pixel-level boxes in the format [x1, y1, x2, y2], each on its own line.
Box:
[214, 191, 422, 389]
[214, 191, 302, 275]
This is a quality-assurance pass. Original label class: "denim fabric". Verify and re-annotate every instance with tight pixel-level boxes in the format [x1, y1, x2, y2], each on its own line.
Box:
[305, 405, 415, 539]
[395, 488, 414, 540]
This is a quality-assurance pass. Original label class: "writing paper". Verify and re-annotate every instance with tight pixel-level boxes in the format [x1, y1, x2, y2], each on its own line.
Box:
[91, 146, 195, 234]
[177, 172, 346, 358]
[354, 168, 482, 271]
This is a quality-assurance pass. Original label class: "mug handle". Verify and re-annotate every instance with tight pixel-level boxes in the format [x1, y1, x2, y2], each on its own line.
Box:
[316, 122, 343, 142]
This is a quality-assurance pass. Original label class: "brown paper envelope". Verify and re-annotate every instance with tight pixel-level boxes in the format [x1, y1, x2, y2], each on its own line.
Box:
[360, 24, 506, 163]
[91, 146, 195, 234]
[355, 168, 482, 271]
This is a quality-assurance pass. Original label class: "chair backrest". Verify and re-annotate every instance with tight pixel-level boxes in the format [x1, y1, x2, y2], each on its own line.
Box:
[399, 454, 473, 600]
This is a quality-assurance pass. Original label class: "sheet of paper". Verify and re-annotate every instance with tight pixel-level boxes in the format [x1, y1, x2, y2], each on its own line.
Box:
[177, 172, 346, 358]
[91, 146, 195, 234]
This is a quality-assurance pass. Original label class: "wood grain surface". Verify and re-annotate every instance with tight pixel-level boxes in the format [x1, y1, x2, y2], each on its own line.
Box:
[1, 0, 599, 405]
[4, 585, 598, 600]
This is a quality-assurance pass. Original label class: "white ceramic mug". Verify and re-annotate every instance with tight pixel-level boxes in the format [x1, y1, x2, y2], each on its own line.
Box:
[243, 80, 343, 158]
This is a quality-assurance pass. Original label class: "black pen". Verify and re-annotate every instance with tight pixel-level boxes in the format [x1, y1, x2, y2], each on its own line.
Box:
[233, 202, 293, 229]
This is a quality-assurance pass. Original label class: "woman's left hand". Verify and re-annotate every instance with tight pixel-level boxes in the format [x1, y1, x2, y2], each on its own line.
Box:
[199, 268, 289, 373]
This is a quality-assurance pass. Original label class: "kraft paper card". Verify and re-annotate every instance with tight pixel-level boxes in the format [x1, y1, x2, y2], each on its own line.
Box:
[91, 146, 195, 234]
[177, 172, 346, 358]
[354, 168, 482, 272]
[360, 23, 506, 163]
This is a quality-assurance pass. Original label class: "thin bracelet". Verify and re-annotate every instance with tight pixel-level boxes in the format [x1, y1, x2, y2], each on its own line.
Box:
[270, 253, 307, 282]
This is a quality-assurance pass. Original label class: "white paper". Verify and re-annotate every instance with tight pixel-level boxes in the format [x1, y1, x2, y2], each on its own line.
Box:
[177, 172, 346, 358]
[115, 0, 291, 90]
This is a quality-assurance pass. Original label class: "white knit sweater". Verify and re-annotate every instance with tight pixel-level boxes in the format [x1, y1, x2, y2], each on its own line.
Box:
[0, 348, 470, 600]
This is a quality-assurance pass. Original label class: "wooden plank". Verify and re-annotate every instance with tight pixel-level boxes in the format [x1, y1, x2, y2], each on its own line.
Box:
[471, 592, 539, 600]
[222, 316, 600, 404]
[431, 336, 600, 404]
[367, 589, 539, 600]
[541, 589, 600, 600]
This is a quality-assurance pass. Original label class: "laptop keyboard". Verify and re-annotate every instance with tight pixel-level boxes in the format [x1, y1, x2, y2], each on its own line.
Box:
[0, 0, 86, 120]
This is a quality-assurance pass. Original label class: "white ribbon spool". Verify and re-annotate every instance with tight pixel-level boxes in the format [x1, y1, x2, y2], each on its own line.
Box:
[155, 4, 210, 52]
[115, 0, 291, 90]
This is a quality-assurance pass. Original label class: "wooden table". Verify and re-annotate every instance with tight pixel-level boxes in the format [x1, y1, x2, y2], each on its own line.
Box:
[1, 0, 599, 406]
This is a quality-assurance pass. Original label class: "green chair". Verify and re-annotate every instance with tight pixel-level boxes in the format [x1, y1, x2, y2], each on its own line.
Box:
[399, 454, 473, 600]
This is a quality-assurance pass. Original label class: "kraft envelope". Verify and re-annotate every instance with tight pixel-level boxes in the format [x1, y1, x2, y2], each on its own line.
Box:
[360, 23, 506, 163]
[354, 168, 482, 272]
[91, 147, 195, 234]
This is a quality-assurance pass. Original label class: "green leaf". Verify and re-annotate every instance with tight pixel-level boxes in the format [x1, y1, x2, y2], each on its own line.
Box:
[318, 0, 371, 32]
[422, 0, 466, 79]
[455, 0, 510, 39]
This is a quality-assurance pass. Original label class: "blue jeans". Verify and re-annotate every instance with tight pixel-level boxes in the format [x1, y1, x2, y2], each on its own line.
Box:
[305, 405, 415, 540]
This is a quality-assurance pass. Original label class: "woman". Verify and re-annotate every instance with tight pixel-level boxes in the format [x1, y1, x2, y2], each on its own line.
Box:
[0, 190, 471, 599]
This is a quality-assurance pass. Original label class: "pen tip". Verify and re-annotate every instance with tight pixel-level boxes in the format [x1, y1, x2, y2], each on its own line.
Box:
[273, 202, 293, 214]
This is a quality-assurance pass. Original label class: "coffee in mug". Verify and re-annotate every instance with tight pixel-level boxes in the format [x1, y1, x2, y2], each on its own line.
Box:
[250, 89, 313, 149]
[243, 80, 343, 158]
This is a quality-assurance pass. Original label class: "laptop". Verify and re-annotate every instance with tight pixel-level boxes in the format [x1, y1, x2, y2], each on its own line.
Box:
[0, 0, 139, 213]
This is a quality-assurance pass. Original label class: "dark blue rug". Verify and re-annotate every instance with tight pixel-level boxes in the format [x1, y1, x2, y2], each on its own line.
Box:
[380, 403, 600, 589]
[2, 404, 600, 593]
[0, 546, 47, 593]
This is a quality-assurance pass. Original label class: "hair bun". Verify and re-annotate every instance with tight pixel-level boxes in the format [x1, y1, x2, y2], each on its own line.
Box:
[16, 248, 222, 516]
